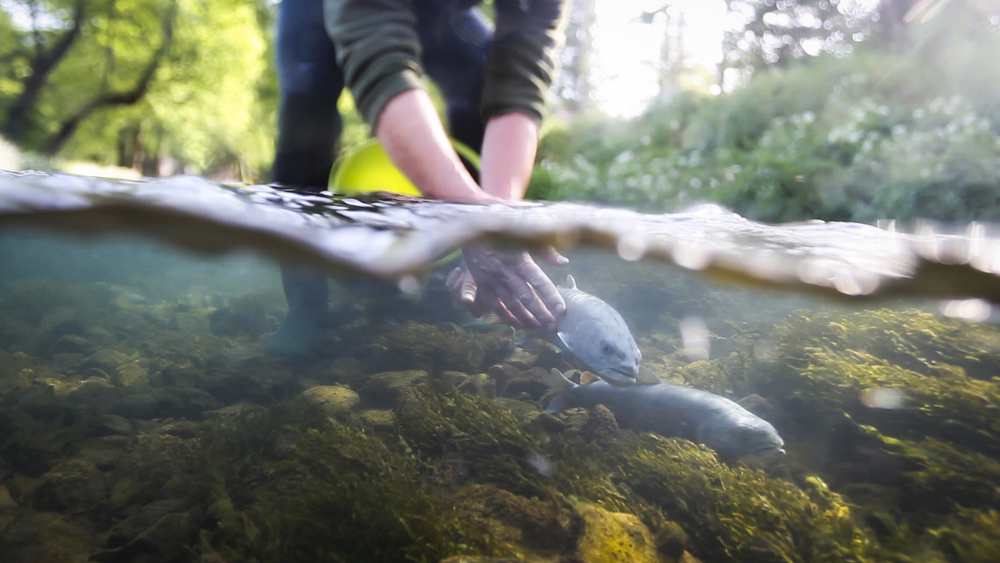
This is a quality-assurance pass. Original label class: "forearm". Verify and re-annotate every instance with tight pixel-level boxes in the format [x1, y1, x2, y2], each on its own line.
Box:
[375, 89, 491, 202]
[480, 112, 539, 202]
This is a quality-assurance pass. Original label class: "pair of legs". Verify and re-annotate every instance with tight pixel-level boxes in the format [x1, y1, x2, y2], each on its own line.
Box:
[267, 0, 492, 356]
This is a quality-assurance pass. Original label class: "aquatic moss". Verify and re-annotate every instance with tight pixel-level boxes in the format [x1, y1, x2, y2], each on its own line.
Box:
[241, 427, 482, 562]
[552, 433, 885, 563]
[861, 426, 1000, 514]
[771, 309, 1000, 382]
[762, 309, 1000, 458]
[395, 380, 551, 497]
[928, 507, 1000, 563]
[360, 322, 511, 375]
[199, 401, 487, 563]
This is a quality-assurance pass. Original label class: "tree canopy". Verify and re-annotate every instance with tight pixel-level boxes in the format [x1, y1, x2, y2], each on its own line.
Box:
[0, 0, 275, 177]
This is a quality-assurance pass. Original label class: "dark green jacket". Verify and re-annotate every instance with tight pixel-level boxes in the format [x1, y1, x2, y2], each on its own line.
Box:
[325, 0, 568, 129]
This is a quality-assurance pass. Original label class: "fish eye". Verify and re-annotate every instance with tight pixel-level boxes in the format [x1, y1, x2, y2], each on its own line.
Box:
[601, 342, 613, 356]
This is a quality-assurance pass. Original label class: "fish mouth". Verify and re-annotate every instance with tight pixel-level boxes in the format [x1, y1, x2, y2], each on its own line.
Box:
[750, 444, 786, 457]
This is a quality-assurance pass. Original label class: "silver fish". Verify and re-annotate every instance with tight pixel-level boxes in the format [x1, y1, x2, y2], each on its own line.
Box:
[543, 275, 642, 387]
[545, 368, 785, 460]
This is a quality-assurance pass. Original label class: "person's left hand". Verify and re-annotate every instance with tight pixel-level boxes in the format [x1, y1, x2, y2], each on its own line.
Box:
[446, 244, 568, 330]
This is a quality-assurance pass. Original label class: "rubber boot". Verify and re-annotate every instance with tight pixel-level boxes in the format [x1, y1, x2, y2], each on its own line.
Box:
[265, 267, 330, 358]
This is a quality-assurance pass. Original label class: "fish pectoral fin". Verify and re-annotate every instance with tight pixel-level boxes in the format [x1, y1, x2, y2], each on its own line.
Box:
[546, 368, 576, 393]
[555, 331, 573, 350]
[564, 274, 578, 289]
[636, 365, 663, 385]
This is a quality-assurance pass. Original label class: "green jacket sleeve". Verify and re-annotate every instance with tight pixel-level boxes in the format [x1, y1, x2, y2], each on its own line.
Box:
[482, 0, 568, 124]
[324, 0, 426, 129]
[325, 0, 568, 129]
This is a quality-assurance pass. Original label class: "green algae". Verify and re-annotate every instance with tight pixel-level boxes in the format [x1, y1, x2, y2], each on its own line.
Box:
[396, 380, 551, 497]
[200, 404, 487, 563]
[928, 507, 1000, 563]
[552, 433, 883, 563]
[361, 322, 512, 375]
[761, 309, 1000, 456]
[859, 425, 1000, 514]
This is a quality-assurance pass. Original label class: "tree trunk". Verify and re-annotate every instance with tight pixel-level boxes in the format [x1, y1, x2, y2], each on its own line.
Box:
[0, 0, 86, 142]
[41, 0, 177, 156]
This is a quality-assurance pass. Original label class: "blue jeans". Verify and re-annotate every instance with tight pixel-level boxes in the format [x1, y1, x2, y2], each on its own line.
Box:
[269, 0, 491, 352]
[271, 0, 492, 189]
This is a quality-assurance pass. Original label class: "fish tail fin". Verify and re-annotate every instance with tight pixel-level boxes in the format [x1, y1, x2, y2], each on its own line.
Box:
[544, 368, 576, 414]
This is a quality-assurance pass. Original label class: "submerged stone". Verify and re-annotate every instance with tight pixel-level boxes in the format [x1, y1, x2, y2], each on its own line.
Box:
[502, 367, 551, 401]
[33, 458, 107, 513]
[92, 511, 198, 563]
[359, 409, 395, 430]
[454, 484, 576, 557]
[575, 502, 661, 563]
[298, 385, 360, 416]
[51, 334, 92, 355]
[0, 510, 93, 563]
[97, 414, 133, 436]
[203, 403, 267, 419]
[579, 404, 621, 441]
[84, 326, 118, 347]
[157, 420, 201, 439]
[114, 362, 150, 387]
[68, 377, 120, 410]
[112, 394, 159, 420]
[105, 499, 190, 548]
[362, 369, 428, 407]
[84, 349, 130, 375]
[0, 485, 15, 536]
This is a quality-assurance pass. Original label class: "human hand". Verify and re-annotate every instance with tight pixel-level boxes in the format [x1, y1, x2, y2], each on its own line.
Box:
[446, 244, 568, 330]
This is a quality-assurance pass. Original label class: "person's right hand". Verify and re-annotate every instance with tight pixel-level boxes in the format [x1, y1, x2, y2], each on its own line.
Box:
[446, 244, 568, 331]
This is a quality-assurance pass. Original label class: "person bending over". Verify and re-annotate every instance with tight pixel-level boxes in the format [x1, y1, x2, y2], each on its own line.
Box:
[268, 0, 569, 357]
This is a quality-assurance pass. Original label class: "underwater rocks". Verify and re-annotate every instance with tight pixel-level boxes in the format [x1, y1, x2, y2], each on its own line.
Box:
[575, 502, 661, 563]
[97, 414, 133, 436]
[361, 369, 429, 407]
[51, 334, 94, 355]
[297, 384, 360, 416]
[358, 409, 395, 431]
[83, 349, 131, 376]
[0, 510, 94, 563]
[92, 510, 200, 563]
[32, 458, 107, 513]
[85, 326, 118, 348]
[362, 322, 511, 374]
[454, 484, 577, 558]
[105, 499, 190, 547]
[0, 485, 14, 534]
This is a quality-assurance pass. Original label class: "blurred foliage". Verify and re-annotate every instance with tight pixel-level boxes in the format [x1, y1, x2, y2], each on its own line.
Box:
[1, 0, 277, 178]
[534, 6, 1000, 224]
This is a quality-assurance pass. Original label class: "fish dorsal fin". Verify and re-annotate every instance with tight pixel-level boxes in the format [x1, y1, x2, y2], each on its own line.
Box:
[565, 274, 577, 289]
[580, 371, 599, 385]
[636, 365, 662, 385]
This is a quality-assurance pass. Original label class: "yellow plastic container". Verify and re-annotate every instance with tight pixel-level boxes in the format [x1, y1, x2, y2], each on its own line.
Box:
[329, 138, 479, 270]
[330, 138, 481, 196]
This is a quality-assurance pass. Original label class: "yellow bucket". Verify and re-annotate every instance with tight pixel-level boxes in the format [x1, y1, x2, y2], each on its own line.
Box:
[329, 138, 479, 269]
[330, 138, 481, 196]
